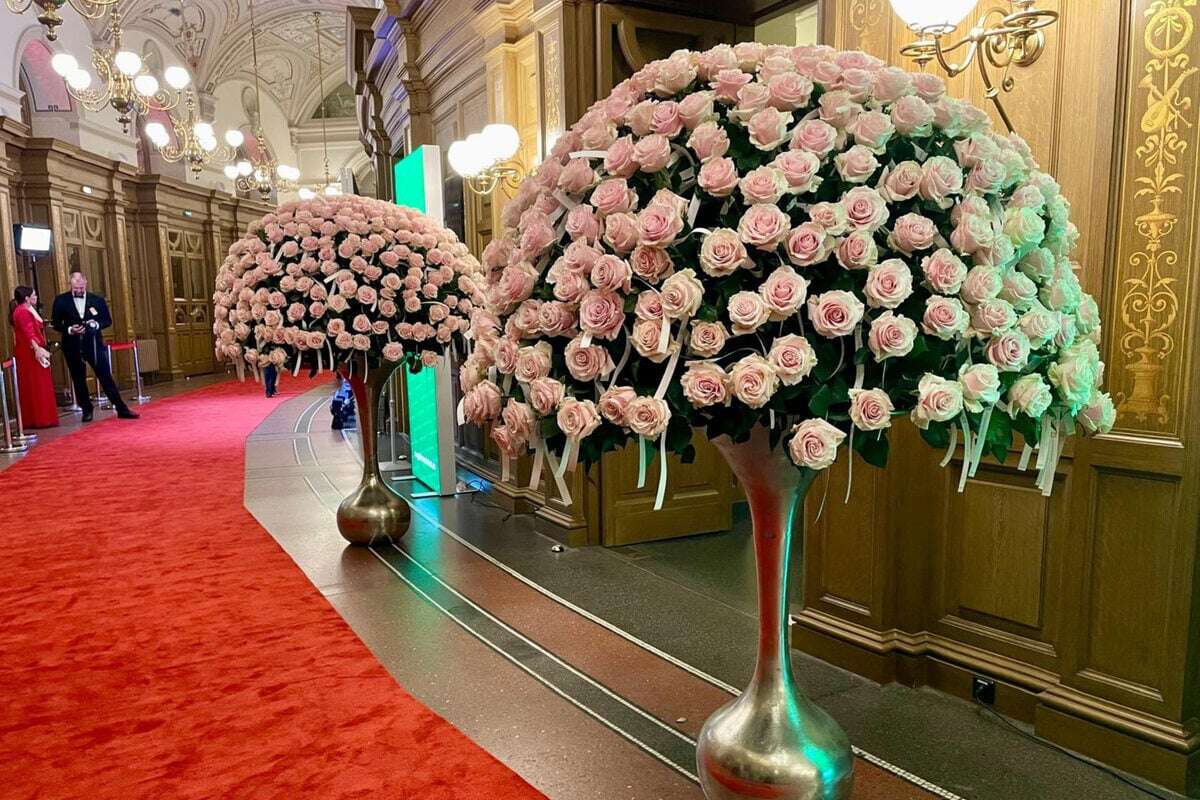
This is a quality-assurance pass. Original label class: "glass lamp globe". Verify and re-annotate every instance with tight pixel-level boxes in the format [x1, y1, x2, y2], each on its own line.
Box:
[323, 183, 341, 196]
[447, 140, 473, 177]
[199, 136, 217, 152]
[113, 50, 143, 77]
[192, 121, 214, 140]
[133, 74, 159, 97]
[889, 0, 977, 31]
[163, 66, 190, 90]
[464, 132, 493, 174]
[298, 187, 316, 200]
[224, 165, 239, 179]
[50, 52, 78, 77]
[224, 129, 244, 148]
[481, 123, 519, 162]
[144, 121, 167, 145]
[66, 69, 92, 91]
[237, 160, 253, 176]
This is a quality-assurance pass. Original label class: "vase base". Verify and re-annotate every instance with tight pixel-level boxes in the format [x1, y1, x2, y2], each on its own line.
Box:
[336, 474, 412, 546]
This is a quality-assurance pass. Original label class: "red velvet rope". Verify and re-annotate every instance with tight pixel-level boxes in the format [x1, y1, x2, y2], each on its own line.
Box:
[108, 341, 137, 352]
[1, 358, 13, 370]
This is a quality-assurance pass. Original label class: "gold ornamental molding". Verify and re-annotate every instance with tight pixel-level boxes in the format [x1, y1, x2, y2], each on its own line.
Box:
[1116, 0, 1198, 427]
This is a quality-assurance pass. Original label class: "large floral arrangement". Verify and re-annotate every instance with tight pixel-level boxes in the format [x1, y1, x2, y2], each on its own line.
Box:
[213, 195, 483, 376]
[461, 43, 1114, 502]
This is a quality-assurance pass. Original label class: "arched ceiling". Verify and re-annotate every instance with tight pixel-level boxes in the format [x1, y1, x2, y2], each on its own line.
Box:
[93, 0, 351, 124]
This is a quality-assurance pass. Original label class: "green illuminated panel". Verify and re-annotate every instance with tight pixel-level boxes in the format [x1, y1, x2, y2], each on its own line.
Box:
[393, 149, 428, 212]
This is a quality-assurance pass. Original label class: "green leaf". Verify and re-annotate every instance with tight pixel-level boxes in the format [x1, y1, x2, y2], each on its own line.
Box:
[854, 430, 890, 468]
[680, 443, 697, 464]
[809, 384, 835, 416]
[920, 422, 951, 450]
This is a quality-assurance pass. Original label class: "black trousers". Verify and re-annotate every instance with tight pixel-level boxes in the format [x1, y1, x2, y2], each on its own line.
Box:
[65, 342, 126, 413]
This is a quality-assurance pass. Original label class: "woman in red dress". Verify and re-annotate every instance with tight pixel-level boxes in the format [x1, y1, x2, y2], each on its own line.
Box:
[9, 286, 59, 429]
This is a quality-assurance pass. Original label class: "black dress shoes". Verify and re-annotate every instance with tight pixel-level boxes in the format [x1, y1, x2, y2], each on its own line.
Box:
[117, 409, 140, 419]
[81, 410, 93, 423]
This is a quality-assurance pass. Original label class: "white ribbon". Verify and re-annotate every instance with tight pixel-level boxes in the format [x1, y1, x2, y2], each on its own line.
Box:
[607, 334, 632, 390]
[654, 428, 669, 511]
[555, 437, 574, 479]
[687, 194, 701, 227]
[292, 353, 303, 377]
[553, 190, 580, 211]
[852, 324, 865, 389]
[957, 414, 972, 493]
[570, 149, 609, 160]
[456, 397, 466, 425]
[939, 425, 959, 468]
[1017, 442, 1033, 471]
[654, 324, 687, 400]
[542, 446, 573, 506]
[637, 436, 648, 489]
[969, 405, 994, 478]
[844, 428, 855, 504]
[501, 453, 512, 483]
[528, 432, 545, 490]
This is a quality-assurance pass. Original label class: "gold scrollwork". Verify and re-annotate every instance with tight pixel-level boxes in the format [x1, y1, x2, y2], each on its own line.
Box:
[542, 33, 562, 144]
[1117, 0, 1198, 425]
[849, 0, 886, 33]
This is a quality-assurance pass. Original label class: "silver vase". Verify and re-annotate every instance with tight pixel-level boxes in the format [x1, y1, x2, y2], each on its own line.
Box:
[698, 425, 854, 800]
[336, 365, 412, 545]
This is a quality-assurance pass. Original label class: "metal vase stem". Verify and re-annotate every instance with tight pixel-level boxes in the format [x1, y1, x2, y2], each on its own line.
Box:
[335, 365, 412, 545]
[699, 425, 854, 800]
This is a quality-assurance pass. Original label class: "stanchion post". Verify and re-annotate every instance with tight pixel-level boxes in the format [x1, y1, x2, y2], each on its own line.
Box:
[0, 364, 30, 455]
[5, 358, 37, 445]
[131, 341, 149, 403]
[95, 344, 112, 409]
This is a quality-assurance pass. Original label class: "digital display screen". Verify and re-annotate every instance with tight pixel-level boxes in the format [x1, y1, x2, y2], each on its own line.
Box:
[15, 225, 51, 253]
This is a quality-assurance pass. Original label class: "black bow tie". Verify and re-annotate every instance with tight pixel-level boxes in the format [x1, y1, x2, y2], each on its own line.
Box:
[73, 293, 84, 298]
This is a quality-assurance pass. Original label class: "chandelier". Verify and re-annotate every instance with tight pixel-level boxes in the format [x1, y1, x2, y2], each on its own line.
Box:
[448, 124, 522, 195]
[49, 5, 188, 133]
[297, 11, 341, 201]
[5, 0, 119, 42]
[220, 0, 297, 198]
[891, 0, 1058, 133]
[145, 90, 243, 177]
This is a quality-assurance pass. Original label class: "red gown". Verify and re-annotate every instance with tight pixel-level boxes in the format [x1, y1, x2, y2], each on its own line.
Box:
[11, 305, 59, 429]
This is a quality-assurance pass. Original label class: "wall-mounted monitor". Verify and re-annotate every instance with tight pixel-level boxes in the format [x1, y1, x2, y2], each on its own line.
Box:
[14, 225, 52, 253]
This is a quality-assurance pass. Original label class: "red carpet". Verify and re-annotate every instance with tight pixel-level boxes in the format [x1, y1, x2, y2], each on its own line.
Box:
[0, 378, 545, 800]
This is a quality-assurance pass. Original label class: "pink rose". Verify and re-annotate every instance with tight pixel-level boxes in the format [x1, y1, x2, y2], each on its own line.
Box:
[958, 363, 1001, 412]
[599, 385, 637, 425]
[698, 157, 740, 196]
[890, 94, 934, 136]
[538, 301, 577, 337]
[605, 135, 638, 178]
[746, 107, 790, 150]
[650, 101, 685, 138]
[565, 205, 601, 243]
[913, 72, 946, 103]
[681, 362, 730, 408]
[772, 150, 822, 193]
[634, 134, 672, 172]
[1077, 390, 1115, 434]
[919, 156, 964, 209]
[970, 299, 1017, 335]
[960, 265, 1003, 304]
[590, 254, 633, 292]
[631, 318, 675, 363]
[1019, 305, 1061, 347]
[834, 145, 879, 183]
[591, 178, 638, 215]
[921, 249, 968, 294]
[852, 110, 895, 153]
[911, 374, 963, 429]
[848, 388, 893, 431]
[868, 311, 917, 360]
[463, 380, 502, 423]
[807, 202, 849, 235]
[818, 89, 862, 129]
[688, 320, 729, 357]
[578, 289, 625, 340]
[630, 245, 674, 284]
[785, 223, 833, 267]
[740, 166, 789, 204]
[768, 334, 817, 385]
[660, 268, 705, 319]
[687, 122, 731, 162]
[985, 329, 1032, 372]
[678, 91, 717, 129]
[732, 82, 772, 120]
[626, 100, 656, 136]
[654, 55, 697, 95]
[726, 354, 778, 410]
[553, 271, 590, 303]
[790, 119, 839, 156]
[558, 158, 598, 195]
[638, 204, 685, 248]
[807, 290, 865, 338]
[728, 290, 770, 335]
[1008, 374, 1053, 418]
[699, 228, 749, 276]
[626, 396, 671, 437]
[515, 342, 553, 383]
[521, 378, 562, 417]
[888, 213, 938, 255]
[841, 186, 889, 232]
[737, 204, 791, 251]
[767, 72, 813, 111]
[603, 213, 640, 253]
[502, 399, 537, 443]
[788, 418, 846, 470]
[836, 231, 878, 270]
[760, 265, 810, 319]
[879, 161, 923, 202]
[922, 296, 969, 340]
[864, 259, 914, 309]
[557, 397, 601, 440]
[872, 67, 914, 104]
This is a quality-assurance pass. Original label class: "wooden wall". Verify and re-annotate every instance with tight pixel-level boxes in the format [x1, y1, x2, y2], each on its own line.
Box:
[796, 1, 1200, 793]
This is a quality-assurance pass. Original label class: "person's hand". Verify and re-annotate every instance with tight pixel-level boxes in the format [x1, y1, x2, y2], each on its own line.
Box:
[69, 324, 85, 335]
[35, 347, 51, 369]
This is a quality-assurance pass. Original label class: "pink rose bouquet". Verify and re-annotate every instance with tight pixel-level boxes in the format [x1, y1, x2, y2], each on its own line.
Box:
[213, 195, 483, 377]
[464, 44, 1112, 501]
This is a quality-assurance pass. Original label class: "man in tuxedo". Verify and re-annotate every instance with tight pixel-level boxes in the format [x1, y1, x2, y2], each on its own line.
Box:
[51, 271, 138, 422]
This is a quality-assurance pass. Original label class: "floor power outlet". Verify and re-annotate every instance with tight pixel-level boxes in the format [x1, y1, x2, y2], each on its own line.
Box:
[972, 676, 997, 705]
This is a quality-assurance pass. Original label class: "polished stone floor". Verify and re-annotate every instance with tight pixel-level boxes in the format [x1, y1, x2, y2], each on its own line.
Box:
[245, 384, 1180, 800]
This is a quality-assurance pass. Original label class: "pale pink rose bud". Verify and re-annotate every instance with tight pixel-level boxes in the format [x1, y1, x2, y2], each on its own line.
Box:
[599, 385, 638, 426]
[681, 361, 730, 408]
[910, 374, 963, 430]
[868, 311, 917, 361]
[985, 329, 1033, 372]
[638, 204, 684, 248]
[591, 178, 638, 216]
[950, 214, 997, 255]
[650, 100, 685, 137]
[688, 320, 729, 357]
[807, 202, 849, 236]
[660, 268, 705, 319]
[678, 91, 718, 129]
[760, 265, 810, 319]
[515, 342, 554, 383]
[590, 254, 633, 292]
[841, 186, 889, 232]
[580, 122, 617, 150]
[746, 107, 791, 150]
[918, 156, 964, 209]
[633, 134, 672, 172]
[727, 290, 771, 335]
[848, 387, 894, 432]
[734, 41, 765, 71]
[699, 228, 749, 276]
[626, 395, 671, 437]
[1008, 373, 1053, 418]
[1076, 390, 1115, 434]
[603, 213, 640, 253]
[852, 110, 895, 153]
[737, 203, 791, 251]
[834, 144, 879, 184]
[732, 82, 772, 121]
[913, 72, 947, 103]
[818, 89, 862, 129]
[772, 150, 822, 193]
[626, 100, 657, 136]
[558, 158, 598, 195]
[922, 296, 970, 340]
[807, 290, 865, 338]
[958, 363, 1001, 412]
[565, 205, 601, 244]
[740, 166, 789, 204]
[630, 245, 674, 284]
[788, 418, 846, 470]
[631, 318, 675, 363]
[836, 231, 878, 270]
[730, 353, 779, 408]
[697, 45, 738, 80]
[382, 342, 405, 362]
[840, 67, 875, 102]
[635, 290, 664, 321]
[654, 55, 697, 95]
[890, 94, 935, 136]
[768, 334, 817, 385]
[789, 119, 838, 156]
[1075, 294, 1101, 334]
[557, 397, 602, 440]
[961, 265, 1003, 304]
[970, 298, 1018, 335]
[502, 399, 537, 444]
[767, 72, 813, 111]
[698, 157, 740, 196]
[687, 122, 731, 162]
[605, 135, 638, 178]
[1019, 304, 1060, 347]
[527, 377, 566, 416]
[785, 222, 833, 268]
[879, 161, 923, 202]
[578, 289, 625, 340]
[864, 259, 914, 309]
[872, 67, 914, 104]
[888, 212, 939, 255]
